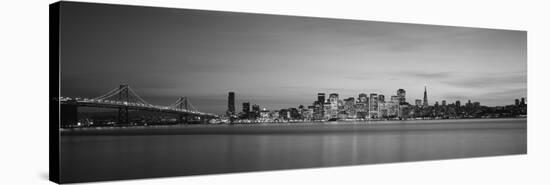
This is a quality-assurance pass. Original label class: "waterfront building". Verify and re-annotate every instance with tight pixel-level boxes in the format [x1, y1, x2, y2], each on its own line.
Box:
[313, 103, 323, 120]
[355, 108, 368, 118]
[240, 102, 251, 119]
[369, 93, 379, 118]
[434, 101, 440, 117]
[388, 101, 399, 117]
[298, 105, 305, 118]
[329, 93, 339, 118]
[260, 108, 270, 118]
[338, 99, 345, 112]
[252, 104, 260, 118]
[278, 109, 289, 120]
[521, 97, 526, 106]
[380, 101, 398, 118]
[398, 104, 412, 119]
[289, 108, 301, 119]
[304, 106, 315, 120]
[344, 97, 356, 118]
[356, 93, 368, 119]
[271, 111, 280, 120]
[242, 102, 250, 114]
[323, 102, 332, 119]
[381, 103, 391, 118]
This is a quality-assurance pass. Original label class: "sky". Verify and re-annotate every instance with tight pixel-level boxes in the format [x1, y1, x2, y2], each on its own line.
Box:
[59, 2, 527, 114]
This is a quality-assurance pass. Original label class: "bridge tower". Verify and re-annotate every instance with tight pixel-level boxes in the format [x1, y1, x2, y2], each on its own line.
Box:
[178, 97, 189, 110]
[177, 97, 189, 124]
[118, 84, 129, 124]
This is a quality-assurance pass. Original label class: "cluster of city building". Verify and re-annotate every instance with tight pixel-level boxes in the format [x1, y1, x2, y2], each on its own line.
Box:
[225, 86, 527, 123]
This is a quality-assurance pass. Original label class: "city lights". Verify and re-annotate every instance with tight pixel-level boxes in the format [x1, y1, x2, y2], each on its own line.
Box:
[224, 86, 527, 123]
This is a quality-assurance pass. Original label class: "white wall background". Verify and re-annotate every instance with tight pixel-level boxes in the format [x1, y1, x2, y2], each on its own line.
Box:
[0, 0, 548, 184]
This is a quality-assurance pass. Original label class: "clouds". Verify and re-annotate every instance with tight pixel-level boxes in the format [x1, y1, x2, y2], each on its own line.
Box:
[59, 3, 527, 113]
[441, 72, 526, 89]
[406, 72, 453, 79]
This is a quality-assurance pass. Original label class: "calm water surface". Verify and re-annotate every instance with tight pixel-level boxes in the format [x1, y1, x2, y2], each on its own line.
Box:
[60, 118, 526, 183]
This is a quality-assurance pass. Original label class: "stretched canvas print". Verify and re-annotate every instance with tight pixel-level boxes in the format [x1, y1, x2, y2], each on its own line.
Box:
[50, 1, 527, 183]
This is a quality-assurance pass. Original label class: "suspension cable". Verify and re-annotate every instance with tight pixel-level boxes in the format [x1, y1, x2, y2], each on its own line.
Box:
[168, 98, 183, 108]
[127, 86, 152, 106]
[92, 87, 121, 100]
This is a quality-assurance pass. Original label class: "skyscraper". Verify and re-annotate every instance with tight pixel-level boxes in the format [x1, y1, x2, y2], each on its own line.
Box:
[317, 93, 326, 104]
[329, 93, 339, 103]
[397, 89, 406, 104]
[378, 94, 385, 103]
[242, 102, 250, 114]
[358, 93, 368, 103]
[227, 92, 235, 116]
[344, 97, 356, 118]
[323, 101, 332, 119]
[442, 100, 447, 106]
[316, 93, 326, 118]
[252, 104, 260, 118]
[313, 103, 323, 120]
[369, 93, 379, 118]
[423, 86, 428, 107]
[328, 93, 339, 118]
[356, 93, 369, 118]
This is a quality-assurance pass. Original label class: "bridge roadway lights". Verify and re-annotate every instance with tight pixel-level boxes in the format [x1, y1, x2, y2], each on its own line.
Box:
[176, 115, 211, 124]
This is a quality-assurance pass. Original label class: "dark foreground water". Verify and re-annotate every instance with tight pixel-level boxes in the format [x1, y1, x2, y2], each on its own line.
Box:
[59, 118, 526, 183]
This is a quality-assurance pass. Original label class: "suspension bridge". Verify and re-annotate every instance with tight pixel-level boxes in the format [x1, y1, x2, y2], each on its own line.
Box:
[59, 84, 218, 126]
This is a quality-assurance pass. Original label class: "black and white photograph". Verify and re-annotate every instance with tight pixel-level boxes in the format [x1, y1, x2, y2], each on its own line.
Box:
[49, 1, 529, 183]
[8, 0, 550, 185]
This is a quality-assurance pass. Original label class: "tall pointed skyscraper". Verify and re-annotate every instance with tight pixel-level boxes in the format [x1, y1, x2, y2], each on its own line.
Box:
[423, 86, 428, 107]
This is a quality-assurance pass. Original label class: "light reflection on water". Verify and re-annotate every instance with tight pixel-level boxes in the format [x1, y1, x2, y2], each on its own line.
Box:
[60, 119, 526, 183]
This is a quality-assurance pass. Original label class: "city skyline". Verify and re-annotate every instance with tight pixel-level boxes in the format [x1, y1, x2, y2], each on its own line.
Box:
[59, 3, 527, 114]
[224, 86, 525, 115]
